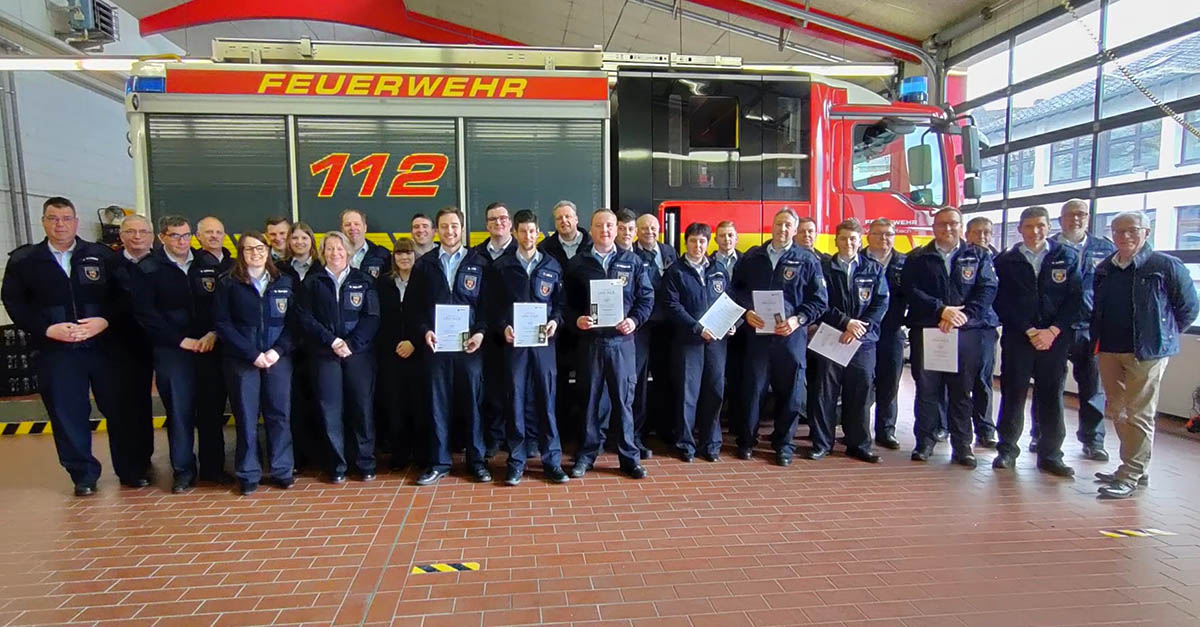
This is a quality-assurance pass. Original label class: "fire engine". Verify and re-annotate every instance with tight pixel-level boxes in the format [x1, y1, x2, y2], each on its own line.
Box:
[124, 39, 982, 252]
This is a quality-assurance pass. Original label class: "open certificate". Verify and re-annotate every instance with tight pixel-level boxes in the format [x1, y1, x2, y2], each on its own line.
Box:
[922, 327, 959, 373]
[513, 302, 549, 347]
[589, 279, 625, 327]
[752, 290, 786, 335]
[433, 304, 471, 353]
[808, 322, 861, 367]
[697, 292, 745, 339]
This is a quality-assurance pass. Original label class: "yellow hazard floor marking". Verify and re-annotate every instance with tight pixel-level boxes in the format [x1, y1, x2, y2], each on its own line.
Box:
[1, 415, 239, 436]
[1100, 528, 1177, 538]
[411, 562, 480, 574]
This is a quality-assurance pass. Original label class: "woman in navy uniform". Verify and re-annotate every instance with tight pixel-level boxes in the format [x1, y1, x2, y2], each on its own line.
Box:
[213, 231, 298, 495]
[278, 222, 321, 472]
[663, 222, 735, 462]
[377, 238, 422, 470]
[296, 231, 381, 483]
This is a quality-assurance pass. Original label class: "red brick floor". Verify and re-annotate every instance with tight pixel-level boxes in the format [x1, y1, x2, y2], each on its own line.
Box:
[2, 379, 1200, 626]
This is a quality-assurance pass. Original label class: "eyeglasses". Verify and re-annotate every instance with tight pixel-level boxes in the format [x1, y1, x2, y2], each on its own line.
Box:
[121, 229, 153, 237]
[933, 222, 961, 230]
[243, 244, 268, 254]
[1112, 227, 1147, 238]
[163, 232, 193, 241]
[43, 216, 76, 225]
[486, 215, 510, 223]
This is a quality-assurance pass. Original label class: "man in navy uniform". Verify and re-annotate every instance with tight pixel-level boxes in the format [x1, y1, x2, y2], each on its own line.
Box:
[472, 202, 518, 459]
[410, 213, 436, 257]
[731, 208, 828, 466]
[1, 197, 145, 495]
[712, 220, 744, 421]
[112, 215, 156, 484]
[808, 219, 888, 463]
[130, 215, 228, 492]
[902, 207, 998, 468]
[265, 216, 291, 263]
[196, 216, 235, 274]
[964, 217, 1000, 448]
[564, 209, 654, 479]
[484, 210, 570, 485]
[539, 200, 592, 442]
[1039, 198, 1117, 461]
[864, 218, 906, 449]
[408, 206, 490, 485]
[991, 206, 1082, 477]
[632, 213, 678, 455]
[342, 208, 390, 279]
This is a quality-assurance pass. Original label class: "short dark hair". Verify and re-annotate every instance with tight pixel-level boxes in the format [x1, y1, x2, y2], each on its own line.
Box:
[157, 214, 189, 234]
[684, 222, 712, 241]
[615, 208, 637, 224]
[868, 218, 894, 231]
[835, 219, 862, 236]
[393, 237, 415, 253]
[42, 196, 75, 216]
[513, 209, 538, 228]
[966, 216, 993, 230]
[411, 213, 432, 226]
[485, 202, 508, 213]
[339, 208, 367, 226]
[934, 207, 962, 221]
[1019, 205, 1050, 224]
[435, 206, 464, 227]
[264, 215, 290, 229]
[796, 215, 816, 228]
[715, 220, 736, 232]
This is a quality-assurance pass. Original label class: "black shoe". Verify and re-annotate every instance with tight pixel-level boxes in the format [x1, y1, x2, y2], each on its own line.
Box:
[504, 469, 522, 486]
[680, 451, 694, 463]
[910, 448, 932, 462]
[846, 449, 880, 464]
[1098, 481, 1137, 499]
[198, 471, 234, 485]
[622, 465, 647, 479]
[736, 448, 753, 460]
[1094, 471, 1149, 487]
[273, 476, 295, 490]
[569, 462, 591, 478]
[545, 466, 570, 484]
[1028, 439, 1039, 453]
[1037, 460, 1075, 477]
[239, 481, 258, 496]
[951, 451, 978, 468]
[527, 448, 540, 459]
[359, 472, 377, 482]
[329, 473, 347, 485]
[1081, 446, 1110, 462]
[171, 478, 194, 494]
[415, 469, 447, 486]
[639, 447, 653, 460]
[875, 435, 901, 450]
[776, 453, 792, 467]
[805, 448, 829, 461]
[473, 467, 493, 483]
[121, 477, 151, 488]
[992, 454, 1016, 469]
[699, 452, 719, 463]
[975, 435, 998, 449]
[74, 483, 97, 497]
[934, 429, 949, 442]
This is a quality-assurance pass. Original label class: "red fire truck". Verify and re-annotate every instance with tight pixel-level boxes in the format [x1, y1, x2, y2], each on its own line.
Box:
[125, 39, 980, 252]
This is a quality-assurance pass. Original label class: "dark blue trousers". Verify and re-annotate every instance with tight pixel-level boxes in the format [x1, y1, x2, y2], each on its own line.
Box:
[379, 351, 427, 468]
[633, 322, 673, 444]
[673, 339, 727, 457]
[37, 346, 140, 485]
[120, 345, 155, 479]
[872, 327, 904, 439]
[481, 333, 507, 452]
[738, 334, 806, 456]
[996, 332, 1070, 463]
[154, 346, 228, 483]
[428, 351, 485, 473]
[910, 327, 989, 452]
[554, 329, 584, 444]
[506, 344, 563, 473]
[312, 352, 377, 475]
[577, 337, 639, 468]
[972, 328, 999, 438]
[811, 345, 876, 455]
[290, 349, 322, 471]
[224, 357, 293, 484]
[1031, 329, 1107, 448]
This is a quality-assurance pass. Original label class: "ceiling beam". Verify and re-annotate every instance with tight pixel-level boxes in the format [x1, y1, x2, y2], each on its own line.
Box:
[139, 0, 525, 46]
[686, 0, 922, 62]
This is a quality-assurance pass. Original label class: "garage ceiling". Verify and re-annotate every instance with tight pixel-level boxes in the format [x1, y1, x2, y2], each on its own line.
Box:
[114, 0, 993, 64]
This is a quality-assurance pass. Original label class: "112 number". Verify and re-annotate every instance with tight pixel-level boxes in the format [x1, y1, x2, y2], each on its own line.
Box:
[309, 152, 449, 198]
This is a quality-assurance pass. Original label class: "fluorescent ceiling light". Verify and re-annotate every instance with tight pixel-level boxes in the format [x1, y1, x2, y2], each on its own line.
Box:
[742, 63, 897, 77]
[0, 56, 206, 72]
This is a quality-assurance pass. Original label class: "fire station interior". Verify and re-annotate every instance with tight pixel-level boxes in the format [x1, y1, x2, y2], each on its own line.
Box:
[1, 0, 1200, 625]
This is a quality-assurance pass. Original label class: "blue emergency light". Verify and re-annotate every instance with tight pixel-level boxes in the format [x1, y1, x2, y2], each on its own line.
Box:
[127, 76, 166, 93]
[899, 76, 928, 104]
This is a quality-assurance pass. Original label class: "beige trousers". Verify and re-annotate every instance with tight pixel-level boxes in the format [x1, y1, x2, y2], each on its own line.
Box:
[1097, 352, 1169, 484]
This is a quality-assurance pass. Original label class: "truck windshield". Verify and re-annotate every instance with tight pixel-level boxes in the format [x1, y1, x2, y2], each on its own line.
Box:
[851, 122, 945, 206]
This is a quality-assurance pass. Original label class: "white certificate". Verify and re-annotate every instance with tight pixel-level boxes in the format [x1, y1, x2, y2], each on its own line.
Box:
[434, 304, 470, 353]
[697, 292, 745, 339]
[807, 322, 861, 367]
[513, 302, 549, 348]
[752, 290, 787, 335]
[589, 279, 625, 328]
[922, 327, 959, 373]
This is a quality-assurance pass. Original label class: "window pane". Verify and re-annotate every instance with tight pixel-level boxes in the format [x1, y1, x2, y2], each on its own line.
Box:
[1182, 111, 1200, 164]
[1099, 119, 1162, 179]
[1100, 32, 1200, 119]
[1009, 69, 1097, 141]
[968, 99, 1008, 146]
[1105, 0, 1200, 49]
[1011, 7, 1100, 84]
[959, 42, 1010, 101]
[979, 155, 1002, 197]
[850, 123, 945, 206]
[1177, 206, 1200, 250]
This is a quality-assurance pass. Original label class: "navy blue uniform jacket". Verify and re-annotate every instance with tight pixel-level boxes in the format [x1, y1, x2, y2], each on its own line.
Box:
[406, 247, 490, 339]
[663, 258, 733, 344]
[212, 273, 297, 362]
[993, 240, 1082, 333]
[295, 267, 381, 357]
[563, 245, 654, 340]
[539, 230, 592, 269]
[819, 253, 889, 345]
[729, 243, 828, 330]
[130, 248, 224, 348]
[482, 252, 565, 334]
[902, 241, 998, 329]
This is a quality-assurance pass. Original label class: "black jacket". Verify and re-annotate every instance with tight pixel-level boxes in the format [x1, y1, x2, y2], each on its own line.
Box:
[902, 241, 998, 330]
[353, 240, 392, 279]
[819, 253, 890, 345]
[376, 270, 415, 357]
[130, 248, 224, 348]
[482, 251, 565, 335]
[563, 245, 655, 341]
[407, 247, 490, 339]
[539, 230, 592, 269]
[196, 247, 235, 276]
[295, 266, 381, 357]
[663, 257, 733, 344]
[993, 240, 1082, 334]
[212, 272, 297, 363]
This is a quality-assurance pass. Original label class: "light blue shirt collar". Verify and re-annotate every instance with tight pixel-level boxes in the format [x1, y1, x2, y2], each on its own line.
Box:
[438, 245, 467, 288]
[685, 254, 708, 279]
[834, 254, 858, 290]
[167, 249, 194, 274]
[1019, 242, 1049, 275]
[486, 238, 512, 260]
[639, 242, 665, 275]
[559, 230, 584, 259]
[767, 242, 791, 270]
[250, 271, 270, 296]
[326, 264, 351, 295]
[935, 241, 960, 275]
[517, 248, 542, 275]
[49, 240, 76, 276]
[350, 241, 370, 269]
[592, 246, 616, 272]
[291, 255, 313, 281]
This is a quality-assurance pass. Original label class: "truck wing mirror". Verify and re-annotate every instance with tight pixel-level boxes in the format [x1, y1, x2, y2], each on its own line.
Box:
[963, 175, 982, 200]
[908, 144, 933, 187]
[961, 124, 982, 174]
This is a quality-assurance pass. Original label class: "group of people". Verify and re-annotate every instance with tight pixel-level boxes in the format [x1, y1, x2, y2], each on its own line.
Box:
[2, 196, 1195, 501]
